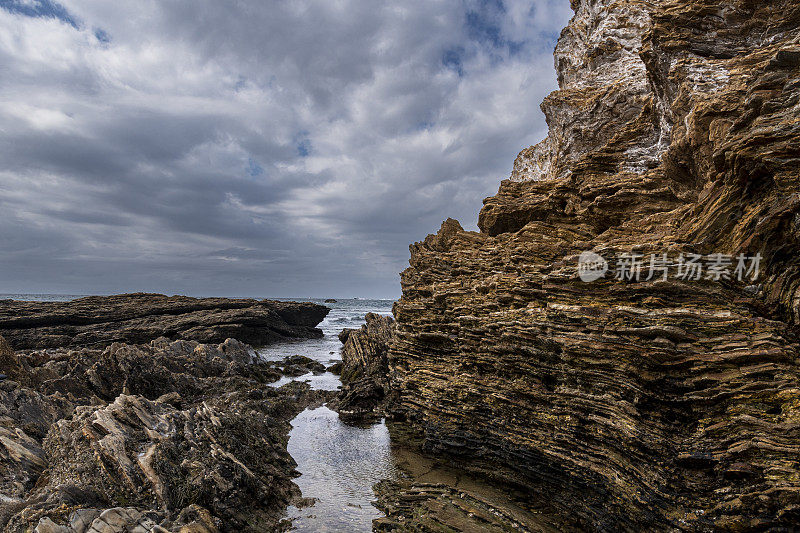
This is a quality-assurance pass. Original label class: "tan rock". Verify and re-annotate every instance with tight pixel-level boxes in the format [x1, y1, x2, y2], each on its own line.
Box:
[390, 0, 800, 530]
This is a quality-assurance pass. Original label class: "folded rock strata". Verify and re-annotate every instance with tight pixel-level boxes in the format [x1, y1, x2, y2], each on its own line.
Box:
[335, 313, 395, 421]
[339, 313, 395, 383]
[389, 0, 800, 530]
[0, 334, 332, 532]
[0, 293, 329, 350]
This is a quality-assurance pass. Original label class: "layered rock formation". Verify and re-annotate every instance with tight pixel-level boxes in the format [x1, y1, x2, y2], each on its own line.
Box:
[339, 313, 395, 383]
[335, 313, 394, 421]
[390, 0, 800, 531]
[0, 334, 330, 532]
[0, 293, 329, 349]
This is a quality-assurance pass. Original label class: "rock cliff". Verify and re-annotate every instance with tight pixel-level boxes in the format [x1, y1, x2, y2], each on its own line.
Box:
[389, 0, 800, 530]
[0, 293, 329, 349]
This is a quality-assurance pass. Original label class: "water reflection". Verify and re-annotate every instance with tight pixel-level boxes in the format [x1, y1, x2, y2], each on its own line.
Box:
[259, 299, 547, 532]
[257, 299, 396, 531]
[285, 407, 396, 532]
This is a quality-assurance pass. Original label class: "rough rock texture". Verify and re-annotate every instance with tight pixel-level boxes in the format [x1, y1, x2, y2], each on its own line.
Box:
[373, 481, 540, 533]
[390, 0, 800, 531]
[335, 314, 394, 421]
[0, 336, 331, 532]
[0, 293, 329, 350]
[340, 313, 395, 383]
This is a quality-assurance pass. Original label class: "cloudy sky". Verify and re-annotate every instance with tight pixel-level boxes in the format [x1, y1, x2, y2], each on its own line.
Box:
[0, 0, 571, 299]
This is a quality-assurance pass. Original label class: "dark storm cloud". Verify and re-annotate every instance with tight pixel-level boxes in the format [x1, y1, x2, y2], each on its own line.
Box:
[0, 0, 572, 298]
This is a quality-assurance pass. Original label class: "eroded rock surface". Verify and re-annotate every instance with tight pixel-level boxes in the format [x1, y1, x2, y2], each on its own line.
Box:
[339, 313, 394, 383]
[373, 481, 539, 533]
[390, 0, 800, 530]
[0, 293, 329, 349]
[0, 334, 332, 532]
[335, 313, 394, 422]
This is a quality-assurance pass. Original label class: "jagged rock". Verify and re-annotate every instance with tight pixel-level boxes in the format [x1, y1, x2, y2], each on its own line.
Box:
[13, 337, 282, 404]
[34, 392, 306, 530]
[339, 313, 394, 383]
[337, 329, 353, 344]
[0, 336, 334, 532]
[0, 337, 75, 500]
[390, 0, 800, 531]
[0, 335, 27, 386]
[0, 293, 329, 350]
[335, 314, 395, 422]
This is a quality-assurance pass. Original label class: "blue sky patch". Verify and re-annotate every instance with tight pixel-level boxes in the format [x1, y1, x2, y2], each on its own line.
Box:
[294, 132, 312, 157]
[464, 0, 525, 56]
[0, 0, 79, 28]
[246, 158, 264, 177]
[442, 47, 465, 76]
[94, 28, 111, 43]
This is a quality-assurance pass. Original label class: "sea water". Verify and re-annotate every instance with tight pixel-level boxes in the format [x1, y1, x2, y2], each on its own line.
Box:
[258, 298, 396, 532]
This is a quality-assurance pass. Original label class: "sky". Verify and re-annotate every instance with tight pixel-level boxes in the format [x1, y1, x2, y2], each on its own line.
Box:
[0, 0, 572, 299]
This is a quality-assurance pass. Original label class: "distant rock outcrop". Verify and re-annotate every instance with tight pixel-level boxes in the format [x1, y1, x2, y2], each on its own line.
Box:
[0, 293, 329, 349]
[389, 0, 800, 530]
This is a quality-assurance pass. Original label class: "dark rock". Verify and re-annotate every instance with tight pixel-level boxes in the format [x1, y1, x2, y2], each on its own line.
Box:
[278, 355, 326, 375]
[339, 313, 394, 384]
[0, 335, 25, 385]
[335, 314, 395, 422]
[0, 293, 329, 350]
[327, 361, 343, 375]
[324, 298, 337, 303]
[281, 364, 310, 377]
[338, 328, 354, 344]
[0, 337, 334, 532]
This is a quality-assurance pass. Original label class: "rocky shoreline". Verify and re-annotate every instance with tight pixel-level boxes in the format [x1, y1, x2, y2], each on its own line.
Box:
[0, 293, 329, 350]
[1, 0, 798, 530]
[0, 295, 334, 532]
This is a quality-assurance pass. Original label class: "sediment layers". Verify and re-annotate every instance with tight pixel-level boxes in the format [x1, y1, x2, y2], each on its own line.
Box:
[339, 313, 395, 383]
[336, 313, 395, 421]
[389, 0, 800, 530]
[0, 293, 329, 349]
